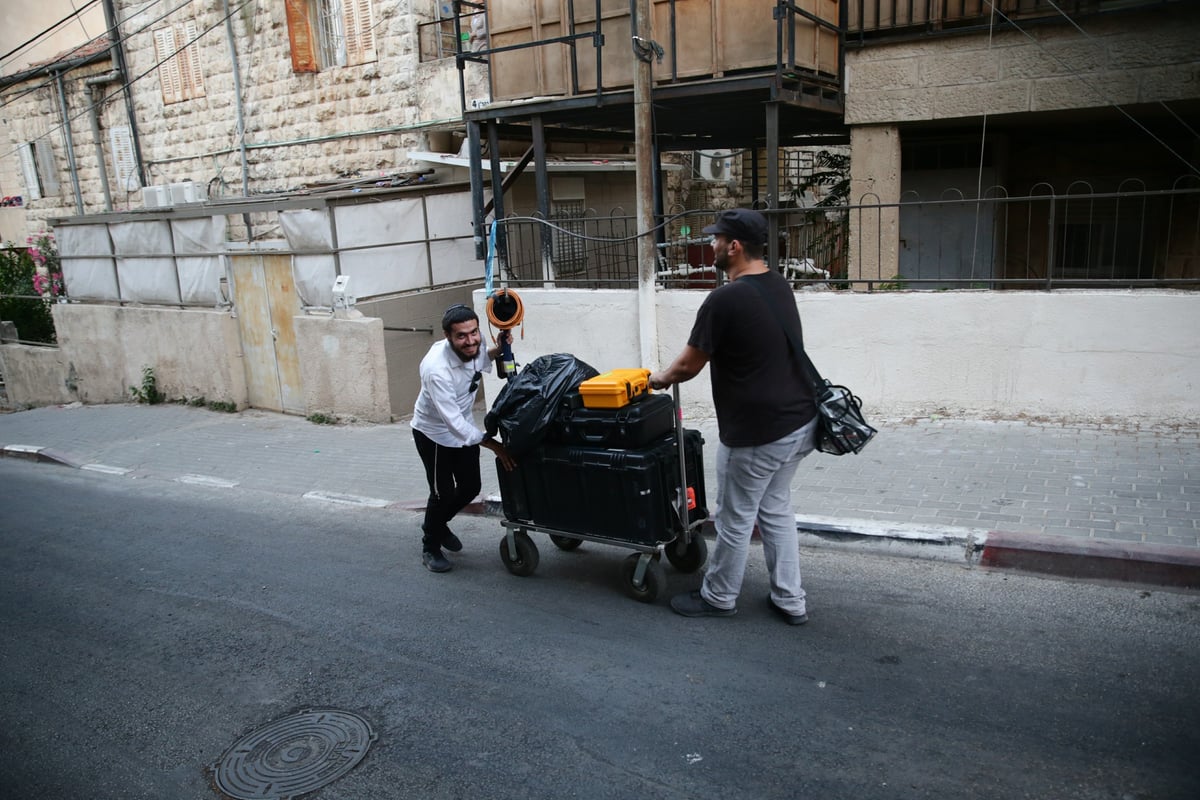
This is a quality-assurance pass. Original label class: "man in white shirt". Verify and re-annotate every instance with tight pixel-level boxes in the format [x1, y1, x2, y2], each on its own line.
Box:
[411, 304, 516, 573]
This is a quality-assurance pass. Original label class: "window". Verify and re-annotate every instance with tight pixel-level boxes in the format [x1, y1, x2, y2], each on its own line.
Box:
[109, 126, 141, 192]
[18, 139, 60, 200]
[286, 0, 377, 73]
[551, 200, 587, 276]
[154, 22, 206, 104]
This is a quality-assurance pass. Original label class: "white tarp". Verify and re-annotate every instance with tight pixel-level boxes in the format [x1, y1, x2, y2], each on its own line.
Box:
[56, 224, 120, 301]
[278, 208, 336, 307]
[109, 220, 181, 305]
[334, 198, 429, 297]
[172, 216, 227, 305]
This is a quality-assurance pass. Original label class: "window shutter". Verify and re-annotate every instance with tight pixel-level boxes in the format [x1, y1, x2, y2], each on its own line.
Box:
[154, 27, 183, 104]
[181, 22, 206, 99]
[343, 0, 376, 66]
[109, 125, 141, 192]
[285, 0, 320, 73]
[34, 138, 59, 196]
[18, 143, 41, 200]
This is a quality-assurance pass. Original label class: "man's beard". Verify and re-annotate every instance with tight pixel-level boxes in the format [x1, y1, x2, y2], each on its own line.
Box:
[451, 341, 478, 362]
[714, 248, 730, 272]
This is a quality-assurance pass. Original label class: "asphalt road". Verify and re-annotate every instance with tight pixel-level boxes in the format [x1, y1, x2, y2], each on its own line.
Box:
[1, 459, 1198, 800]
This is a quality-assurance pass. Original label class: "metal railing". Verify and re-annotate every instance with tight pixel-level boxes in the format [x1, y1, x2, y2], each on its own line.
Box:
[490, 178, 1200, 290]
[847, 0, 1181, 42]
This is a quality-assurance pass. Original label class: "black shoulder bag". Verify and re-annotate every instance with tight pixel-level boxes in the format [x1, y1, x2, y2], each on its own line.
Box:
[746, 277, 877, 456]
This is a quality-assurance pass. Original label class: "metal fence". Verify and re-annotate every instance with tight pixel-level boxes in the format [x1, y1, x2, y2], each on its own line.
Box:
[491, 178, 1200, 290]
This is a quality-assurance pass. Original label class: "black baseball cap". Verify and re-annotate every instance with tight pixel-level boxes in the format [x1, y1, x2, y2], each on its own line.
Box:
[702, 208, 768, 245]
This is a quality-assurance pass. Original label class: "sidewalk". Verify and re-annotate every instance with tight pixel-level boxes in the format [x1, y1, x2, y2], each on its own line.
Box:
[2, 402, 1198, 589]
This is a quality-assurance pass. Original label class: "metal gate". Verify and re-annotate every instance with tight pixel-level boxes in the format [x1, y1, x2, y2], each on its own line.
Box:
[230, 252, 304, 414]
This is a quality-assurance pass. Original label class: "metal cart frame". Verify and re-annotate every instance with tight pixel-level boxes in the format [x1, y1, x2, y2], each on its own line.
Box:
[497, 385, 709, 602]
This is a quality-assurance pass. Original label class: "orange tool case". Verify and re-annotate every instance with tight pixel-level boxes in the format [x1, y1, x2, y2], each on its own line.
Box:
[578, 368, 651, 409]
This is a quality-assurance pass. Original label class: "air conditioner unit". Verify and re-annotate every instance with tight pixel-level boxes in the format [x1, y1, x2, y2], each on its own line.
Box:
[693, 150, 732, 182]
[142, 185, 171, 208]
[169, 181, 205, 205]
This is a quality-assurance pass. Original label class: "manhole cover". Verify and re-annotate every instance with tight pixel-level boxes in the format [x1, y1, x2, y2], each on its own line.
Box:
[214, 708, 375, 800]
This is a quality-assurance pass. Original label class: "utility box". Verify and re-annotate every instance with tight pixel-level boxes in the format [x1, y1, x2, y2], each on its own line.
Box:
[169, 181, 206, 205]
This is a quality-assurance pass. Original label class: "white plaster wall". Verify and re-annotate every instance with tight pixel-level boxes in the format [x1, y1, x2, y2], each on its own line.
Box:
[294, 313, 391, 423]
[474, 288, 1200, 423]
[51, 304, 247, 405]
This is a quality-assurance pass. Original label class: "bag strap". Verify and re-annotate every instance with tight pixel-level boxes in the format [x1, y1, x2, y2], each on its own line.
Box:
[743, 274, 824, 389]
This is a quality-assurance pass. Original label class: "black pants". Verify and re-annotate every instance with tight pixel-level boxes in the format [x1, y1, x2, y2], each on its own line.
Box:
[413, 429, 482, 553]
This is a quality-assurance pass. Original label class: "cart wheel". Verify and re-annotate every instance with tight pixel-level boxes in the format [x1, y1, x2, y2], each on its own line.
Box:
[620, 553, 667, 603]
[665, 533, 708, 574]
[499, 531, 539, 577]
[549, 534, 582, 551]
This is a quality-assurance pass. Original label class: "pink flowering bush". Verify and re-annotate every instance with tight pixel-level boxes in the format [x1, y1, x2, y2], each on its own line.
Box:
[0, 230, 62, 343]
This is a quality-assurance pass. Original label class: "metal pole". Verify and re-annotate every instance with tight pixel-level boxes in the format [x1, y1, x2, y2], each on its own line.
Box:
[634, 0, 657, 370]
[102, 0, 146, 186]
[223, 0, 254, 238]
[53, 72, 84, 214]
[467, 121, 486, 260]
[532, 115, 553, 285]
[86, 85, 114, 211]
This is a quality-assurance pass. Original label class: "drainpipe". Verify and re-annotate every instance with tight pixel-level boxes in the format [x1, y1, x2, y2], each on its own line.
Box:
[53, 71, 85, 214]
[222, 0, 254, 238]
[84, 71, 121, 211]
[102, 0, 146, 187]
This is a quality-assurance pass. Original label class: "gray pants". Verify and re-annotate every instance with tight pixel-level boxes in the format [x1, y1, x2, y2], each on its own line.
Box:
[701, 417, 818, 614]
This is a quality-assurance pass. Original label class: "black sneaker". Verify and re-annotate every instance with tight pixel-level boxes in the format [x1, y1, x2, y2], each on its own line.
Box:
[422, 524, 461, 553]
[670, 590, 736, 618]
[441, 529, 463, 553]
[767, 595, 808, 626]
[422, 550, 452, 573]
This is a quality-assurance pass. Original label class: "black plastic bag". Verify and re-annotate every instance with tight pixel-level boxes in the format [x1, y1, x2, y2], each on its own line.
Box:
[485, 353, 599, 456]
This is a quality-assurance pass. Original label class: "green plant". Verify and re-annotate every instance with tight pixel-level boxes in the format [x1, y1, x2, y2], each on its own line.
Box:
[188, 396, 207, 407]
[790, 150, 850, 288]
[206, 400, 237, 413]
[307, 412, 336, 425]
[878, 274, 908, 291]
[130, 366, 165, 404]
[0, 231, 62, 344]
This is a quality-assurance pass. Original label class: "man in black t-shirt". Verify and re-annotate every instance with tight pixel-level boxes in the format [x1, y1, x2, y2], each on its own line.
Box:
[649, 209, 818, 626]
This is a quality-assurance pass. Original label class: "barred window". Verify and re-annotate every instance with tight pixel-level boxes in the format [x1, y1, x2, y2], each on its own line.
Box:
[286, 0, 376, 72]
[551, 200, 587, 276]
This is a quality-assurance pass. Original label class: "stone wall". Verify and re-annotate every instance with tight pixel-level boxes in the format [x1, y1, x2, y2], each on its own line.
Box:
[1, 0, 485, 232]
[844, 8, 1200, 125]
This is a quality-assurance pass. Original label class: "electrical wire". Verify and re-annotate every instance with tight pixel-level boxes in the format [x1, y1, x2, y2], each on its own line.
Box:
[0, 0, 102, 72]
[0, 0, 255, 169]
[0, 0, 178, 114]
[983, 0, 1198, 175]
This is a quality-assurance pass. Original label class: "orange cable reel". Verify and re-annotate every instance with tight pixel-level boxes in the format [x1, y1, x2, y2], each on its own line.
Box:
[486, 288, 524, 379]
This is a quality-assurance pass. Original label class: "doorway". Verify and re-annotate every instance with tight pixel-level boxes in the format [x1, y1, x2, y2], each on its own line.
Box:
[230, 252, 305, 413]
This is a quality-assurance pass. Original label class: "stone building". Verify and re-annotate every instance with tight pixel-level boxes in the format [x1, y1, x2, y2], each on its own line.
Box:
[0, 0, 486, 233]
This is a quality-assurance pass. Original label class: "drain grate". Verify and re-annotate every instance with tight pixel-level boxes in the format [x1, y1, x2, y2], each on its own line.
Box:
[214, 708, 375, 800]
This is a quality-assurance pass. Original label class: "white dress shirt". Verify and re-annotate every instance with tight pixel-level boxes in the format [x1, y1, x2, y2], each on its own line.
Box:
[410, 339, 494, 447]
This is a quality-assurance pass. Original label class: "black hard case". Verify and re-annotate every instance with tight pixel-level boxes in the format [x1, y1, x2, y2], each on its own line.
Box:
[549, 392, 675, 449]
[498, 430, 706, 546]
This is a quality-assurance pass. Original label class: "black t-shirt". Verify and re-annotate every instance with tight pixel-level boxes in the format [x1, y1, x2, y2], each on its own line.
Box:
[687, 270, 817, 447]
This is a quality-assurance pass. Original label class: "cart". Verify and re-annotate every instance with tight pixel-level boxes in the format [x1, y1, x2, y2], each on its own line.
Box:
[496, 385, 709, 602]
